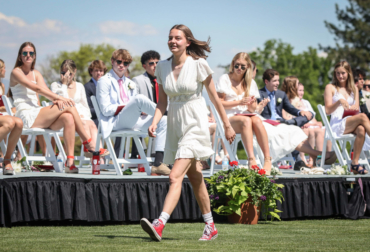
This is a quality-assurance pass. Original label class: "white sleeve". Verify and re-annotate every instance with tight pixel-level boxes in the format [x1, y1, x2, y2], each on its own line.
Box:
[50, 81, 68, 98]
[154, 61, 162, 85]
[216, 74, 229, 94]
[97, 76, 119, 117]
[249, 79, 260, 99]
[304, 99, 316, 117]
[197, 58, 214, 83]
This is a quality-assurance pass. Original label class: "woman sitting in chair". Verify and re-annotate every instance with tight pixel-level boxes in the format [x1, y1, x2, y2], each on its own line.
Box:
[9, 42, 100, 174]
[51, 59, 109, 162]
[217, 52, 337, 169]
[324, 61, 370, 175]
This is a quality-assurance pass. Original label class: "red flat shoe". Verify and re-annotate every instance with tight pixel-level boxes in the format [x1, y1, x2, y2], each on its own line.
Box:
[99, 148, 110, 157]
[65, 156, 78, 174]
[82, 138, 96, 158]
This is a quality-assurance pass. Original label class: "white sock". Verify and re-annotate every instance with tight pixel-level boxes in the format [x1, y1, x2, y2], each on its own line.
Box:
[202, 212, 213, 224]
[159, 212, 170, 225]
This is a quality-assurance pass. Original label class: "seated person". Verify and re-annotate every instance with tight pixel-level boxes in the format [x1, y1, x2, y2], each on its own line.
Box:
[353, 68, 370, 119]
[97, 49, 170, 175]
[51, 59, 109, 162]
[258, 69, 313, 127]
[85, 60, 107, 127]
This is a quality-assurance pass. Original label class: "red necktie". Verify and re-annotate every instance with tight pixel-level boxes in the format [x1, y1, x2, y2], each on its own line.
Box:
[154, 78, 159, 103]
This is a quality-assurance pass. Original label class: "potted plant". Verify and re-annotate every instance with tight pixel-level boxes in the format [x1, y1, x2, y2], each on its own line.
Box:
[205, 161, 284, 224]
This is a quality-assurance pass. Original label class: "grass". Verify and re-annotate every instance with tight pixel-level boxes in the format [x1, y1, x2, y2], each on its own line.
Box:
[0, 219, 369, 251]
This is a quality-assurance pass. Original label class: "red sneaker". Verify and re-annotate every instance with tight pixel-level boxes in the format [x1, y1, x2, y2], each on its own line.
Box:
[140, 218, 164, 241]
[199, 222, 218, 241]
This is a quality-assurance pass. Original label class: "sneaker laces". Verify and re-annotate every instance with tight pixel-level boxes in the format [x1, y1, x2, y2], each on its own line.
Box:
[152, 219, 161, 227]
[201, 223, 212, 237]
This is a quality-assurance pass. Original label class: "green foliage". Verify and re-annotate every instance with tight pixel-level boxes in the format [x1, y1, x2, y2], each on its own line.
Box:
[205, 165, 284, 221]
[323, 0, 370, 72]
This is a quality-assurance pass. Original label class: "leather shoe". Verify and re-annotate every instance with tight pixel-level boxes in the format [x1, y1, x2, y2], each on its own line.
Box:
[151, 163, 171, 175]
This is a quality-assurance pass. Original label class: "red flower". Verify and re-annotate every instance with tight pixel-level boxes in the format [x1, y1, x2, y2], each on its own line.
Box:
[258, 169, 266, 175]
[229, 161, 238, 167]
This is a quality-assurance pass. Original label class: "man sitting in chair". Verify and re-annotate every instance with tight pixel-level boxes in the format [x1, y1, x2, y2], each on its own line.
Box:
[97, 49, 170, 175]
[258, 69, 313, 126]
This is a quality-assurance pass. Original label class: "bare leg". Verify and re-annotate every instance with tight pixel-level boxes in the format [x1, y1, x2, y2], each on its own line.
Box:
[36, 135, 47, 156]
[187, 160, 211, 214]
[251, 116, 271, 171]
[229, 116, 255, 164]
[352, 125, 365, 165]
[0, 116, 23, 170]
[295, 140, 334, 163]
[162, 158, 193, 214]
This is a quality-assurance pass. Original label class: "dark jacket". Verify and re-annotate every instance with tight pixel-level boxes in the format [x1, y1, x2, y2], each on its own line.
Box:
[84, 78, 98, 127]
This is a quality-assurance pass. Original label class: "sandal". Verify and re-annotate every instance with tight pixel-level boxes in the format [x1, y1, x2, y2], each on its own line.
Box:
[99, 148, 110, 157]
[65, 156, 78, 174]
[248, 157, 259, 170]
[351, 163, 368, 175]
[2, 158, 15, 175]
[263, 157, 272, 176]
[82, 138, 99, 158]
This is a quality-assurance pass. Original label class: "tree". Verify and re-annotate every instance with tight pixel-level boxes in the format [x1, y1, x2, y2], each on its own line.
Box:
[220, 39, 333, 120]
[323, 0, 370, 71]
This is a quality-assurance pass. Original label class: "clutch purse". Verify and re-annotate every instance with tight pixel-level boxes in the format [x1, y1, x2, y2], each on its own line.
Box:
[342, 110, 359, 119]
[264, 119, 280, 126]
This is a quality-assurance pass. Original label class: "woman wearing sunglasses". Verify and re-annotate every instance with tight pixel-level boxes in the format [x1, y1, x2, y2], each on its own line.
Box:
[9, 42, 100, 173]
[217, 52, 272, 172]
[51, 59, 109, 160]
[140, 24, 235, 241]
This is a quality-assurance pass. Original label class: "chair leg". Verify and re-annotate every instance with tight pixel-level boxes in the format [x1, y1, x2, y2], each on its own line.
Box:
[44, 134, 60, 173]
[133, 136, 151, 175]
[124, 137, 130, 170]
[54, 133, 66, 163]
[105, 137, 122, 176]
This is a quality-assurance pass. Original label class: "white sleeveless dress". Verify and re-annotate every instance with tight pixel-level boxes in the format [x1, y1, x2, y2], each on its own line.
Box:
[10, 71, 42, 129]
[330, 91, 370, 150]
[217, 73, 307, 163]
[155, 57, 214, 164]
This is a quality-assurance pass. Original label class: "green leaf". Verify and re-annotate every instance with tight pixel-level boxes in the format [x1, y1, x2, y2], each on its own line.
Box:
[270, 212, 281, 221]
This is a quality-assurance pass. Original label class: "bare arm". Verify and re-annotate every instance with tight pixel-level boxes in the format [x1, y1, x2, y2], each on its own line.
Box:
[204, 76, 235, 143]
[217, 92, 251, 109]
[324, 84, 347, 114]
[148, 84, 168, 137]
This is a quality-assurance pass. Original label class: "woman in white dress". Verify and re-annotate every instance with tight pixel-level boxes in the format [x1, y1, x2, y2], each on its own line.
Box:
[217, 52, 272, 172]
[9, 42, 100, 173]
[50, 60, 109, 158]
[217, 52, 335, 167]
[324, 61, 370, 174]
[141, 25, 235, 241]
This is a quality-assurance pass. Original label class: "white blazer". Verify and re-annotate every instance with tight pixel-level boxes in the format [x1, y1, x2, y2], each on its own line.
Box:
[96, 69, 137, 138]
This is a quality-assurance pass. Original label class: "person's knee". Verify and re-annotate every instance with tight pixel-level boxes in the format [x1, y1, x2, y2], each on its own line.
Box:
[187, 170, 203, 184]
[4, 120, 15, 130]
[359, 113, 368, 123]
[168, 173, 181, 185]
[134, 94, 149, 103]
[14, 117, 23, 129]
[61, 113, 75, 127]
[356, 125, 366, 137]
[241, 117, 251, 129]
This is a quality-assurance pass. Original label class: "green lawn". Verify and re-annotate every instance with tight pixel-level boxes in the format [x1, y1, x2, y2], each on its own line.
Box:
[0, 219, 369, 251]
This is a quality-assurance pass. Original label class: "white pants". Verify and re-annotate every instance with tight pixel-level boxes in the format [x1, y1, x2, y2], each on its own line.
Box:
[113, 94, 167, 152]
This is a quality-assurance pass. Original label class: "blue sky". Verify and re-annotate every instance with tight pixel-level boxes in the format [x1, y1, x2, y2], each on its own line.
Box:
[0, 0, 348, 89]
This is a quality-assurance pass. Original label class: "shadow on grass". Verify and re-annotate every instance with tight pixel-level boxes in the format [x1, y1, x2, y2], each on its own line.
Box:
[94, 235, 176, 241]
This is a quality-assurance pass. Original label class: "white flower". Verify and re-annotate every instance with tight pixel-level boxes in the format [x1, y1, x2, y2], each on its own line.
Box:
[128, 82, 136, 90]
[360, 98, 365, 105]
[366, 95, 370, 99]
[277, 98, 282, 104]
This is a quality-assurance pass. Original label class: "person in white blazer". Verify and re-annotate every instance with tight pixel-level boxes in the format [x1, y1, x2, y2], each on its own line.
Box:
[97, 49, 170, 175]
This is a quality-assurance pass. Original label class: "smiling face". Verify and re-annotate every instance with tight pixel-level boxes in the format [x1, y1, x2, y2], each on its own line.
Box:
[265, 75, 280, 92]
[298, 84, 304, 99]
[168, 29, 190, 56]
[91, 67, 104, 81]
[20, 45, 35, 67]
[335, 66, 348, 84]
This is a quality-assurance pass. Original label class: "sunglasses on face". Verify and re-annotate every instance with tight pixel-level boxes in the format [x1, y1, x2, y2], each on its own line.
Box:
[148, 61, 159, 66]
[61, 71, 73, 76]
[234, 64, 246, 70]
[364, 85, 370, 89]
[22, 51, 35, 57]
[115, 60, 130, 66]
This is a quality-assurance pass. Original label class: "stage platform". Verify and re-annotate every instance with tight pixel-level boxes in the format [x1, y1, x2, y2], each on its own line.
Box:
[1, 166, 369, 227]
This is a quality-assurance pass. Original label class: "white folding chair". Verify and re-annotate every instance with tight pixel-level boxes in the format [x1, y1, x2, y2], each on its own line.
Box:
[3, 96, 66, 172]
[42, 101, 90, 167]
[318, 104, 369, 170]
[207, 102, 263, 175]
[91, 96, 152, 175]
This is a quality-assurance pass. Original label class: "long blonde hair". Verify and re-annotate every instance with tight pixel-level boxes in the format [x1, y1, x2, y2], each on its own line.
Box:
[229, 52, 253, 97]
[332, 61, 356, 95]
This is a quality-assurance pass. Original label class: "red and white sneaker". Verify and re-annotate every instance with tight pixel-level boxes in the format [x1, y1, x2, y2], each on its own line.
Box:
[199, 222, 218, 241]
[140, 218, 164, 241]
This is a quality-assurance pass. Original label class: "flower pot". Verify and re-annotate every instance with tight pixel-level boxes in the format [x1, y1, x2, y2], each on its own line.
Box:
[227, 197, 261, 225]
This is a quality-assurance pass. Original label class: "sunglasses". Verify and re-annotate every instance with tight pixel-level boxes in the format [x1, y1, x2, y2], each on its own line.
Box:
[115, 60, 130, 66]
[148, 61, 159, 66]
[61, 71, 73, 76]
[22, 51, 35, 57]
[364, 85, 370, 89]
[234, 64, 246, 70]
